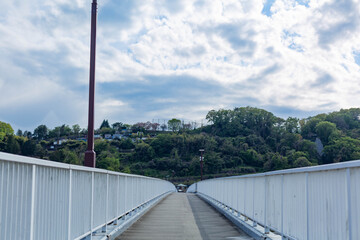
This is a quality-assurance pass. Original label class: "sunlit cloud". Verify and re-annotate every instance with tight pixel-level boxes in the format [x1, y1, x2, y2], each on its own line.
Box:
[1, 0, 360, 131]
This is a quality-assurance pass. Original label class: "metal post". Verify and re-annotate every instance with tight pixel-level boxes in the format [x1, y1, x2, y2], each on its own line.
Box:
[346, 168, 352, 240]
[90, 172, 94, 239]
[306, 173, 309, 240]
[281, 175, 284, 239]
[199, 149, 204, 180]
[84, 0, 98, 168]
[264, 176, 269, 234]
[67, 169, 73, 240]
[253, 178, 257, 227]
[102, 173, 109, 233]
[124, 176, 127, 220]
[30, 165, 36, 240]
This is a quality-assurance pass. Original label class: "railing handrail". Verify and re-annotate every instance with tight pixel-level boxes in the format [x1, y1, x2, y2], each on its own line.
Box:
[198, 159, 360, 182]
[0, 151, 175, 240]
[0, 151, 161, 180]
[189, 159, 360, 240]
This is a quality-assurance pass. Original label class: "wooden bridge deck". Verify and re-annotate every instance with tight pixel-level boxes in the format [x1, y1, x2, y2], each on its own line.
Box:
[116, 193, 253, 240]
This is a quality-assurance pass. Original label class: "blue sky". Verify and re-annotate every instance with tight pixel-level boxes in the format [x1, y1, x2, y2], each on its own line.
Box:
[1, 0, 360, 131]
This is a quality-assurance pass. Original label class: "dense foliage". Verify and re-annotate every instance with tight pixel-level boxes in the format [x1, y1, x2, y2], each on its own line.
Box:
[2, 107, 360, 183]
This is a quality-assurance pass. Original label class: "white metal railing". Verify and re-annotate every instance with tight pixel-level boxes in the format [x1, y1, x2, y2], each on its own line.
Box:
[0, 152, 175, 240]
[188, 160, 360, 240]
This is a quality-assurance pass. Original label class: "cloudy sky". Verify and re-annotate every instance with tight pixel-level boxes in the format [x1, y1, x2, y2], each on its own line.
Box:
[1, 0, 360, 131]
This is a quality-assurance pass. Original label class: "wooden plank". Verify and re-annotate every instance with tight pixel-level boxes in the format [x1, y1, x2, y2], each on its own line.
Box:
[117, 193, 253, 240]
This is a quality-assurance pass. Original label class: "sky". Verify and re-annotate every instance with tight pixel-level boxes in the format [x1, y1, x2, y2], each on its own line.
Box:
[1, 0, 360, 132]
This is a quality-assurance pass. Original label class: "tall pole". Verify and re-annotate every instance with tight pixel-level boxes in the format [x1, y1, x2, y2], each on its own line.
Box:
[84, 0, 97, 167]
[199, 149, 204, 181]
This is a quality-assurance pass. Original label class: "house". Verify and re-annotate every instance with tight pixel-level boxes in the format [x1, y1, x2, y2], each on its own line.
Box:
[113, 134, 122, 139]
[104, 134, 112, 140]
[94, 134, 102, 140]
[53, 139, 68, 145]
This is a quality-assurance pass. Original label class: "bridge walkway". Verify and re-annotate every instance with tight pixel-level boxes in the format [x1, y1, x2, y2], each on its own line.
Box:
[117, 193, 253, 240]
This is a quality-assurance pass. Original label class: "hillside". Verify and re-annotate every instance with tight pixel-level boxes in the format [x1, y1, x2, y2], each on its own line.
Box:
[2, 107, 360, 184]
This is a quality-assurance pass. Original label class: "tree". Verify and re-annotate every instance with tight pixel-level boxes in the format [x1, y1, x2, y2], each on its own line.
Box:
[23, 130, 32, 139]
[284, 117, 299, 133]
[0, 121, 14, 141]
[168, 119, 181, 132]
[34, 125, 48, 140]
[315, 121, 338, 145]
[60, 125, 72, 137]
[96, 152, 120, 171]
[100, 119, 110, 129]
[72, 124, 81, 137]
[264, 153, 288, 171]
[132, 122, 146, 133]
[22, 140, 37, 156]
[112, 122, 123, 132]
[323, 137, 360, 163]
[49, 148, 80, 165]
[49, 125, 72, 138]
[48, 127, 60, 139]
[119, 138, 135, 149]
[144, 121, 152, 131]
[301, 115, 326, 140]
[160, 124, 167, 131]
[204, 151, 224, 174]
[133, 143, 155, 162]
[16, 129, 23, 137]
[182, 123, 192, 131]
[293, 157, 312, 168]
[99, 127, 115, 137]
[151, 123, 160, 131]
[4, 135, 21, 154]
[94, 139, 110, 155]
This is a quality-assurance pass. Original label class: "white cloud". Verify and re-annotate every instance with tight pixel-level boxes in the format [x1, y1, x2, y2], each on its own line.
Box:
[1, 0, 360, 131]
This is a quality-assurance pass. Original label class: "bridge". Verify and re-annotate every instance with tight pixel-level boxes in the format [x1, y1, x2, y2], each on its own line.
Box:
[1, 151, 359, 240]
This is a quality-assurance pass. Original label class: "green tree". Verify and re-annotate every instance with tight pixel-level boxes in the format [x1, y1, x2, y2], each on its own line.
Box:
[100, 119, 110, 129]
[49, 148, 80, 164]
[315, 121, 338, 145]
[293, 157, 312, 168]
[133, 143, 155, 162]
[112, 122, 123, 132]
[96, 152, 120, 171]
[50, 125, 72, 138]
[23, 130, 32, 139]
[22, 140, 37, 156]
[5, 135, 21, 154]
[60, 125, 72, 137]
[168, 119, 181, 132]
[99, 127, 115, 137]
[264, 153, 288, 171]
[284, 117, 299, 133]
[119, 138, 135, 149]
[34, 125, 48, 140]
[204, 151, 223, 174]
[241, 149, 264, 167]
[160, 124, 167, 131]
[72, 124, 81, 137]
[0, 121, 14, 141]
[34, 144, 47, 159]
[300, 115, 326, 140]
[323, 137, 360, 163]
[16, 129, 23, 137]
[94, 139, 110, 155]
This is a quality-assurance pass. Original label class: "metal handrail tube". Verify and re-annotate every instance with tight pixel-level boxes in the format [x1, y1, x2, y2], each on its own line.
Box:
[0, 152, 175, 240]
[188, 160, 360, 240]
